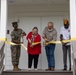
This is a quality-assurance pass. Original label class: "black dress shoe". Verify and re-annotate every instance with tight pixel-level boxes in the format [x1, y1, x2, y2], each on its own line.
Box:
[63, 68, 67, 71]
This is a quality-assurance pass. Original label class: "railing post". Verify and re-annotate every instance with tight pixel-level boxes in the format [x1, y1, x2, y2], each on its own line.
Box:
[0, 42, 5, 75]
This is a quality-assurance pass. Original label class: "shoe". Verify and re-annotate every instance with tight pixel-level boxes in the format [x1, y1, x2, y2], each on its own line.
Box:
[34, 69, 38, 71]
[63, 68, 67, 71]
[13, 67, 21, 71]
[45, 68, 51, 71]
[51, 68, 55, 71]
[28, 68, 32, 71]
[13, 65, 21, 71]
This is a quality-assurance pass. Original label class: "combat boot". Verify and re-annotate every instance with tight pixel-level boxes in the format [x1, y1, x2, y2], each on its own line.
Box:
[13, 65, 21, 71]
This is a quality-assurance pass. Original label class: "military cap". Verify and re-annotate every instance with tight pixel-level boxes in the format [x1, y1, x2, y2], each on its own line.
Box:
[12, 22, 18, 27]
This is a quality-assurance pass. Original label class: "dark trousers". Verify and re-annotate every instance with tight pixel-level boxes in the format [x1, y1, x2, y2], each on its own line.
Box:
[28, 54, 39, 69]
[62, 45, 71, 69]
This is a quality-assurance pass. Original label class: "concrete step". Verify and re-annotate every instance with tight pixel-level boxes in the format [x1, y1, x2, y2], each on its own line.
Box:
[2, 69, 73, 75]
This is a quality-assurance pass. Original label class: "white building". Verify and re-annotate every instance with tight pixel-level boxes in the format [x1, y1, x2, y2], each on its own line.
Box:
[0, 0, 76, 71]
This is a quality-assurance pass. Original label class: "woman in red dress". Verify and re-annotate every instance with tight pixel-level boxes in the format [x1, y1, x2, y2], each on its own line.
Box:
[26, 27, 41, 70]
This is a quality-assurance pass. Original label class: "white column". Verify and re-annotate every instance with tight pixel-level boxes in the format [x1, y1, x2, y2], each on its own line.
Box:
[70, 0, 76, 75]
[70, 0, 76, 38]
[0, 0, 7, 38]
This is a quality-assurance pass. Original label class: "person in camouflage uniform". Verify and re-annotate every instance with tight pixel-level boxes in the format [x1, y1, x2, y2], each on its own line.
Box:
[10, 22, 26, 71]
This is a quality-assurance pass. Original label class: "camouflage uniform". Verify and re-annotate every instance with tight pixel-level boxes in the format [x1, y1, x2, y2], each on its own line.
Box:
[10, 29, 24, 65]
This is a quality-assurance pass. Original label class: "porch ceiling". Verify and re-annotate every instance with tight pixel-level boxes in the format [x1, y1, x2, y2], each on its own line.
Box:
[8, 0, 69, 5]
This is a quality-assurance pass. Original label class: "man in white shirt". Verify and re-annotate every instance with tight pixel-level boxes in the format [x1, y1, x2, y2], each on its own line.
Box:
[60, 19, 71, 71]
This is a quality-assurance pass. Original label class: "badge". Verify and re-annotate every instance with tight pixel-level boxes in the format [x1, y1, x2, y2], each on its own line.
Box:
[68, 30, 70, 32]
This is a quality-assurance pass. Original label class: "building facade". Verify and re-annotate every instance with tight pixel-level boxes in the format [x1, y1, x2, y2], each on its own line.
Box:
[0, 0, 76, 71]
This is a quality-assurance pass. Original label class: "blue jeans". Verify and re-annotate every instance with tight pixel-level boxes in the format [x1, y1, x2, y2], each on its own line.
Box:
[45, 44, 55, 68]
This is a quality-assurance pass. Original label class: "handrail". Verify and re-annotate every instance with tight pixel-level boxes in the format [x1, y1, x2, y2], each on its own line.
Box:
[0, 42, 5, 75]
[71, 41, 76, 75]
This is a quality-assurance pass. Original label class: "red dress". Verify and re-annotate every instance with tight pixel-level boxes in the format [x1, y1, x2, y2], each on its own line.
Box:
[26, 32, 41, 55]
